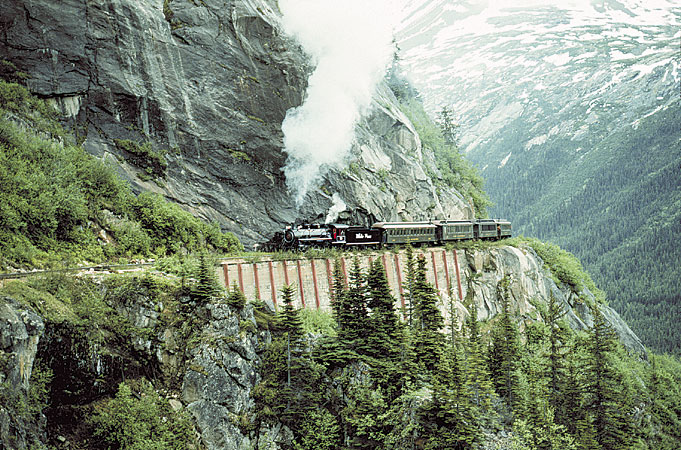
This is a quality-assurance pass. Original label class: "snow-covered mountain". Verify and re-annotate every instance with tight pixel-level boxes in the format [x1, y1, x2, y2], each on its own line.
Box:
[397, 0, 679, 156]
[395, 0, 681, 352]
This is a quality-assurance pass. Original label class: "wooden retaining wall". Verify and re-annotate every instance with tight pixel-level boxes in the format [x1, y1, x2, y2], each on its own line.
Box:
[217, 248, 469, 312]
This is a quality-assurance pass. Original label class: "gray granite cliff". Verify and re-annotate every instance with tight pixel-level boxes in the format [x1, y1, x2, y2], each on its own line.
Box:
[0, 0, 469, 245]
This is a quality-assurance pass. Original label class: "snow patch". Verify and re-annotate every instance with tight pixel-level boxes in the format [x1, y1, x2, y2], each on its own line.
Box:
[525, 135, 547, 150]
[544, 52, 571, 66]
[498, 152, 512, 168]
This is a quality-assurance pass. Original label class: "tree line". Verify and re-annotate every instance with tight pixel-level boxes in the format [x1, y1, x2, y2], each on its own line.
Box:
[251, 247, 681, 449]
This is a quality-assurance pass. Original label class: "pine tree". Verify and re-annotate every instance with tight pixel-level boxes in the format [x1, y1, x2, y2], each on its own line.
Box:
[421, 349, 480, 450]
[543, 292, 570, 420]
[583, 307, 633, 450]
[192, 252, 221, 302]
[226, 281, 246, 309]
[332, 257, 370, 359]
[487, 276, 522, 411]
[412, 256, 444, 373]
[463, 290, 495, 412]
[404, 245, 417, 327]
[331, 259, 347, 330]
[279, 283, 304, 342]
[253, 284, 326, 435]
[365, 259, 406, 399]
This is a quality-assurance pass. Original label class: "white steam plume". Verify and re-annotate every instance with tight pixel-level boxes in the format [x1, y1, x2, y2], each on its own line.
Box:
[325, 193, 347, 224]
[279, 0, 402, 206]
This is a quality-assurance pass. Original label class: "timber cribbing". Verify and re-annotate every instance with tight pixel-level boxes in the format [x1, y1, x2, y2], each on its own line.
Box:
[218, 248, 468, 312]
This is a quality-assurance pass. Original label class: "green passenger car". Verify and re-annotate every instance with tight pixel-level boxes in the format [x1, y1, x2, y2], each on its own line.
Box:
[372, 222, 438, 246]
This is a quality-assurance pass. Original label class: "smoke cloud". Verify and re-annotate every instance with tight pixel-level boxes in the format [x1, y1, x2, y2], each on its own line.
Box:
[278, 0, 401, 206]
[325, 193, 347, 224]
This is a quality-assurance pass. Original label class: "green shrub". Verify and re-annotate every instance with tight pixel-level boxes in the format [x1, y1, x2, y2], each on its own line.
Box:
[130, 192, 242, 255]
[111, 219, 153, 257]
[0, 80, 242, 268]
[88, 379, 196, 450]
[113, 139, 168, 180]
[0, 80, 64, 137]
[521, 237, 605, 304]
[299, 308, 336, 336]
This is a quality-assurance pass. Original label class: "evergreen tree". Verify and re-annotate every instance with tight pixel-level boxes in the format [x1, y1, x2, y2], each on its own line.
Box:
[583, 308, 633, 450]
[365, 259, 405, 398]
[437, 105, 460, 146]
[191, 252, 221, 302]
[331, 259, 347, 330]
[366, 259, 402, 355]
[487, 276, 522, 411]
[412, 256, 445, 373]
[279, 284, 304, 342]
[543, 292, 570, 421]
[463, 290, 495, 412]
[226, 281, 246, 309]
[253, 284, 326, 438]
[404, 245, 417, 326]
[421, 349, 480, 450]
[421, 307, 480, 450]
[339, 257, 370, 356]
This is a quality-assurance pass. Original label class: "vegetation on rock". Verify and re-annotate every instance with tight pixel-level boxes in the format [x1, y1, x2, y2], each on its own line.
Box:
[387, 65, 492, 217]
[0, 79, 242, 270]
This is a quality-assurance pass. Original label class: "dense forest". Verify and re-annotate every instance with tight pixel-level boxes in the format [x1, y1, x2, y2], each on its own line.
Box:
[253, 251, 681, 450]
[481, 100, 681, 356]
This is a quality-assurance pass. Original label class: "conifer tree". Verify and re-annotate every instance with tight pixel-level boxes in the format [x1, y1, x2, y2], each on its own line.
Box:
[331, 259, 347, 330]
[463, 290, 495, 411]
[488, 276, 522, 411]
[365, 259, 405, 398]
[366, 259, 401, 348]
[412, 256, 445, 373]
[583, 307, 633, 450]
[543, 292, 570, 420]
[253, 284, 325, 435]
[192, 252, 221, 302]
[332, 257, 370, 358]
[422, 309, 480, 450]
[421, 348, 480, 450]
[226, 281, 246, 309]
[404, 245, 417, 326]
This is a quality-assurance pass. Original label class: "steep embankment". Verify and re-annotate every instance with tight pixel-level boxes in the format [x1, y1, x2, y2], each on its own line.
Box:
[0, 241, 646, 449]
[0, 0, 470, 246]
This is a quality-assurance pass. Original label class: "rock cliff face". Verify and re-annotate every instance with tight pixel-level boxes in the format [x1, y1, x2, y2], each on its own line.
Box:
[0, 0, 470, 245]
[0, 297, 45, 450]
[458, 245, 644, 354]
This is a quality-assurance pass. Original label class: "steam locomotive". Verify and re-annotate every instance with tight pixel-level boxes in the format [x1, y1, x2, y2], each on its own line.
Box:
[263, 219, 512, 251]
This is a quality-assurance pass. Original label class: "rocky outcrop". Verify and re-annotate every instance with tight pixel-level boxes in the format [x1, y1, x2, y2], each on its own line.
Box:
[0, 0, 470, 246]
[182, 302, 272, 450]
[0, 297, 46, 450]
[458, 245, 644, 354]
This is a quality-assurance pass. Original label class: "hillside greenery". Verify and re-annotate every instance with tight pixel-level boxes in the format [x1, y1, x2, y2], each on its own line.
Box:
[482, 99, 681, 355]
[387, 66, 492, 217]
[2, 242, 679, 449]
[252, 254, 681, 450]
[0, 78, 242, 270]
[0, 263, 221, 449]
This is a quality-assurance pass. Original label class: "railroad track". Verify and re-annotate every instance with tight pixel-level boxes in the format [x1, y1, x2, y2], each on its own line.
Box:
[0, 263, 155, 280]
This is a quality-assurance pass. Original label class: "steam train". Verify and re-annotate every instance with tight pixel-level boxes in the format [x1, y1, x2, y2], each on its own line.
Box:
[263, 219, 512, 251]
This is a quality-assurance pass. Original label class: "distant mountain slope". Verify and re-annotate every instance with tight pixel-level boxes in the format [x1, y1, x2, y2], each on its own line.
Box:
[397, 0, 681, 353]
